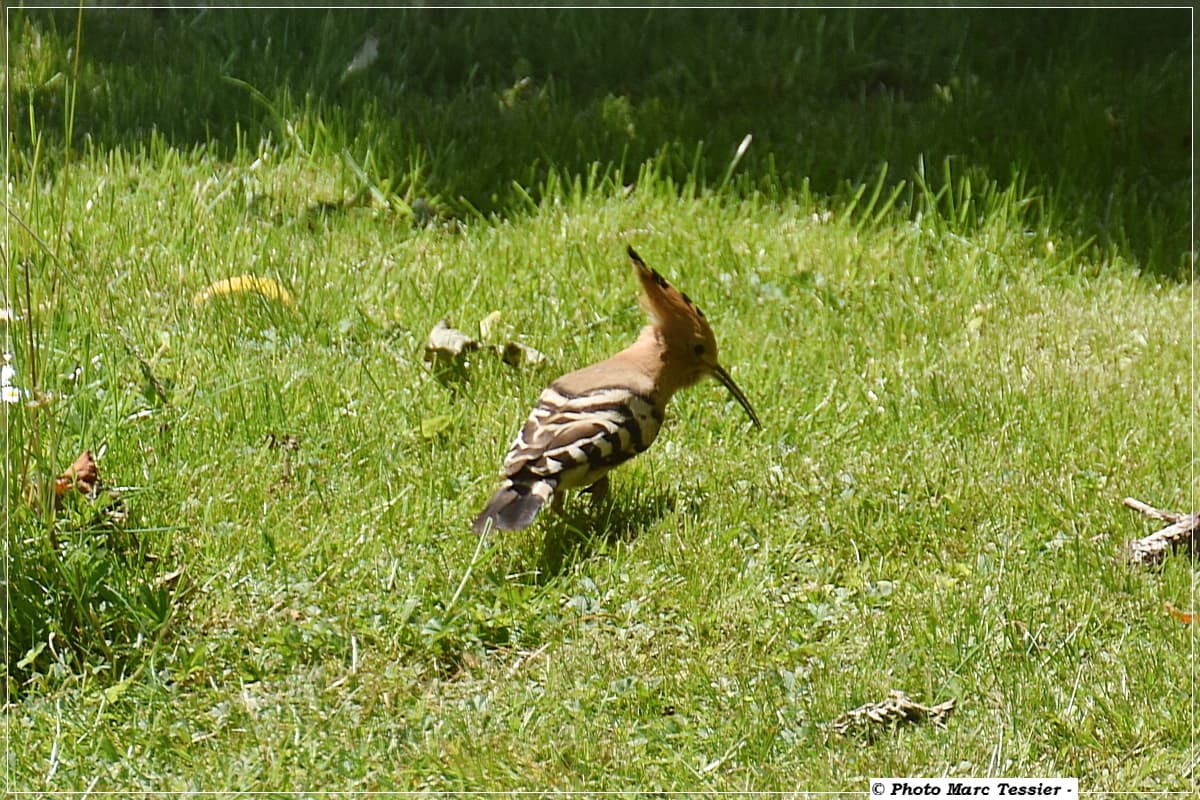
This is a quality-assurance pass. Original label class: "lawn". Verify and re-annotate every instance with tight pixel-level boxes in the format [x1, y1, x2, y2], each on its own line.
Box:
[3, 6, 1195, 793]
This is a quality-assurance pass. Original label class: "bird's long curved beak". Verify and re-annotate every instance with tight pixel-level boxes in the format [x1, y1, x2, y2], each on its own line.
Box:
[711, 363, 761, 428]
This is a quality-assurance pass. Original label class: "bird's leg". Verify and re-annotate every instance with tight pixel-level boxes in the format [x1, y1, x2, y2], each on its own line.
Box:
[550, 490, 566, 517]
[585, 476, 611, 509]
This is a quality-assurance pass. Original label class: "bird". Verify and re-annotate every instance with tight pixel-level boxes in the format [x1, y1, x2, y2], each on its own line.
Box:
[472, 245, 760, 534]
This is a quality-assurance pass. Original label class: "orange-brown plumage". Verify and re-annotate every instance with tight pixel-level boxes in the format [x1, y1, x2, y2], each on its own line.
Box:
[472, 246, 759, 534]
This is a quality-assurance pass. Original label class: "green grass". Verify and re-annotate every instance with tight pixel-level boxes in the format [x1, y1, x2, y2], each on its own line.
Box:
[3, 6, 1195, 794]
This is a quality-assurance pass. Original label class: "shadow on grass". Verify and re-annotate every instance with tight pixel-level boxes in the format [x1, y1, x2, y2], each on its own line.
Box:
[535, 487, 676, 580]
[8, 7, 1191, 278]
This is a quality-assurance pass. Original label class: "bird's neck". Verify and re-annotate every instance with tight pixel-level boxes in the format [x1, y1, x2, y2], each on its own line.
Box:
[625, 326, 693, 401]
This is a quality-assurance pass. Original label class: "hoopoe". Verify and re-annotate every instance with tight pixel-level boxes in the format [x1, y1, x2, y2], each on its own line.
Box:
[472, 245, 760, 534]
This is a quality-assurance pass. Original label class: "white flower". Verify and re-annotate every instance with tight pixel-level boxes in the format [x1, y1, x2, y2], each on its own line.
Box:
[2, 357, 22, 404]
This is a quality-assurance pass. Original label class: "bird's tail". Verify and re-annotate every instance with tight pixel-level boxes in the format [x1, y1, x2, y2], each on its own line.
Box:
[472, 478, 555, 534]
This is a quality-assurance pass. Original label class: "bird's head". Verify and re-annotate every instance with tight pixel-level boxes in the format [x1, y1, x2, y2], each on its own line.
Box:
[628, 245, 760, 427]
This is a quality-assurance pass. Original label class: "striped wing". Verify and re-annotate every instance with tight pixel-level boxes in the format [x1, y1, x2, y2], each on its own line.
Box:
[502, 385, 664, 491]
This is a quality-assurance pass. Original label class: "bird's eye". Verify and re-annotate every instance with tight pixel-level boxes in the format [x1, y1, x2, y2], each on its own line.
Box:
[693, 344, 706, 356]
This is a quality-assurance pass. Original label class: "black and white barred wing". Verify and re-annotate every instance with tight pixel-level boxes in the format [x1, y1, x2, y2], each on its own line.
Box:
[505, 385, 663, 486]
[472, 385, 663, 533]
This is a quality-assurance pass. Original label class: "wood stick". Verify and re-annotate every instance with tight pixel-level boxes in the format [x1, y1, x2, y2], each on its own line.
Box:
[1122, 496, 1183, 524]
[1123, 497, 1197, 566]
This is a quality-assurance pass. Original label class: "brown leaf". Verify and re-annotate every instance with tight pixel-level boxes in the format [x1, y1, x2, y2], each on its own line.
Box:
[154, 568, 186, 591]
[830, 690, 956, 739]
[424, 318, 549, 378]
[264, 433, 300, 451]
[502, 341, 547, 368]
[423, 319, 480, 364]
[1164, 601, 1195, 625]
[54, 450, 100, 499]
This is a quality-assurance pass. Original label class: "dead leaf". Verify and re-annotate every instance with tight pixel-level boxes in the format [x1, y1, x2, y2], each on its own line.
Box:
[265, 433, 300, 451]
[34, 449, 130, 539]
[424, 318, 549, 377]
[423, 319, 480, 365]
[193, 275, 294, 307]
[54, 450, 100, 499]
[155, 568, 186, 591]
[478, 310, 506, 343]
[830, 690, 956, 739]
[502, 341, 546, 368]
[1164, 601, 1195, 624]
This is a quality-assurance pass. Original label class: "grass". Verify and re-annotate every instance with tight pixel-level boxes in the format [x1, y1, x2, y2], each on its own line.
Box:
[3, 6, 1195, 794]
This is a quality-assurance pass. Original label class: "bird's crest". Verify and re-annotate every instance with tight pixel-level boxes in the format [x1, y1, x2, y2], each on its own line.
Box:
[628, 245, 708, 326]
[626, 245, 759, 428]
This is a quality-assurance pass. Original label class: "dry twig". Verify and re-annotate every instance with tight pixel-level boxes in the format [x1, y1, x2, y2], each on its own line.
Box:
[1122, 497, 1197, 566]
